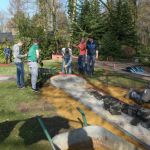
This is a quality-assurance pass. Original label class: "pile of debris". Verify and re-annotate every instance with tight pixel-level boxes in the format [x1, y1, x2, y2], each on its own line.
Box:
[91, 91, 150, 129]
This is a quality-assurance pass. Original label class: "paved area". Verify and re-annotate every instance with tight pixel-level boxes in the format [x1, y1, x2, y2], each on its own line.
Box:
[95, 61, 150, 81]
[0, 75, 15, 81]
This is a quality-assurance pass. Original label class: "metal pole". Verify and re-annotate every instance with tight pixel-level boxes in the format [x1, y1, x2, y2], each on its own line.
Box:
[37, 116, 56, 150]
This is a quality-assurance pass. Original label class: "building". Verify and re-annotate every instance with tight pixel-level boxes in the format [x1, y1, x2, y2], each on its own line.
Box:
[0, 32, 13, 43]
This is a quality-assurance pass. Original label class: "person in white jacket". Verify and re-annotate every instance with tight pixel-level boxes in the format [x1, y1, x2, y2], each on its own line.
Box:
[61, 47, 72, 74]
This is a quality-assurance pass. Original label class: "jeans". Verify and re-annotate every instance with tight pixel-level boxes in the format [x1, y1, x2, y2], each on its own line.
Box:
[62, 58, 72, 74]
[78, 55, 86, 73]
[28, 62, 38, 89]
[15, 62, 25, 87]
[5, 54, 10, 64]
[87, 55, 96, 75]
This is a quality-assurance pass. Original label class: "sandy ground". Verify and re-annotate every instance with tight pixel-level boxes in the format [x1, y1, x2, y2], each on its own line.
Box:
[41, 84, 146, 150]
[86, 78, 150, 109]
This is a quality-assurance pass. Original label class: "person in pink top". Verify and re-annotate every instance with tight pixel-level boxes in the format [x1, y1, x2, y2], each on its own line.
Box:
[74, 38, 87, 74]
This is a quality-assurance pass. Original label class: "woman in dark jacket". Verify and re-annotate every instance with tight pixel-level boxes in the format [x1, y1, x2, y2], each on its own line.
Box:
[86, 36, 97, 76]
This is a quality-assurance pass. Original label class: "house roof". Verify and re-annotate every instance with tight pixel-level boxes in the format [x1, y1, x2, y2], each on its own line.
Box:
[0, 32, 14, 43]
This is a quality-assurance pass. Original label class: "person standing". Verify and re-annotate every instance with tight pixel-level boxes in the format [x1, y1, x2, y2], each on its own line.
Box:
[74, 38, 87, 74]
[86, 36, 97, 76]
[4, 46, 11, 64]
[13, 41, 27, 88]
[61, 47, 72, 74]
[27, 39, 40, 92]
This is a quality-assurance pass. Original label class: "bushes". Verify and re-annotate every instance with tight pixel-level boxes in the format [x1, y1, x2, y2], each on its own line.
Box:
[0, 45, 5, 63]
[100, 32, 121, 60]
[121, 45, 136, 58]
[137, 45, 150, 66]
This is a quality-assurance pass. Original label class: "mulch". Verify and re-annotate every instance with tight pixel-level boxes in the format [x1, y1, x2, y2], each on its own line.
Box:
[0, 63, 13, 67]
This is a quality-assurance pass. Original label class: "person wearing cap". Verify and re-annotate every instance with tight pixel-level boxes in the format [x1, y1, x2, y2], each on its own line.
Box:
[13, 40, 27, 88]
[27, 39, 40, 92]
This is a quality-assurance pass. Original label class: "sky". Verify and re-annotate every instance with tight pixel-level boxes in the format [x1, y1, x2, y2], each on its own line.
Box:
[0, 0, 67, 12]
[0, 0, 106, 13]
[0, 0, 9, 11]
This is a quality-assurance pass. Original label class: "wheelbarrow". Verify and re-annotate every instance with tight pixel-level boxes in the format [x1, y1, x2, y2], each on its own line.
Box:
[37, 107, 140, 150]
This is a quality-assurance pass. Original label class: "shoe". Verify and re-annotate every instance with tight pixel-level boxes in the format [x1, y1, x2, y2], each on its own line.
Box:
[32, 88, 40, 93]
[18, 86, 25, 89]
[20, 86, 25, 89]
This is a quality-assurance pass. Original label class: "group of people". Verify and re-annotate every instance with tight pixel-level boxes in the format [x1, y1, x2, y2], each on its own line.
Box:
[11, 37, 150, 104]
[61, 36, 98, 76]
[12, 36, 98, 93]
[13, 39, 40, 92]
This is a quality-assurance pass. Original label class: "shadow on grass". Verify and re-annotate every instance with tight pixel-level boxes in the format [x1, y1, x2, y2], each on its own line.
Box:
[0, 120, 19, 143]
[19, 116, 70, 145]
[0, 116, 70, 145]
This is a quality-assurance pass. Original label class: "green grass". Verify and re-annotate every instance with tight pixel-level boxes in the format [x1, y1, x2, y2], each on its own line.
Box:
[0, 65, 16, 76]
[72, 61, 147, 89]
[0, 80, 57, 150]
[0, 81, 39, 121]
[0, 60, 61, 76]
[0, 64, 29, 76]
[0, 61, 61, 150]
[89, 68, 147, 89]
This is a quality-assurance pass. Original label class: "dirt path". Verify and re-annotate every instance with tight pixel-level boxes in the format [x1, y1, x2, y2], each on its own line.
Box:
[0, 75, 15, 81]
[41, 85, 145, 150]
[0, 63, 13, 67]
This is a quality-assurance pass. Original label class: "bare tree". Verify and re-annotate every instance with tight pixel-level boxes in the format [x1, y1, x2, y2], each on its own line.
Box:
[137, 0, 150, 46]
[0, 11, 5, 32]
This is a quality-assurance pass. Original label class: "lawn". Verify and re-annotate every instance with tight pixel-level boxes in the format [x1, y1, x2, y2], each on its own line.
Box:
[89, 68, 147, 89]
[0, 79, 59, 150]
[0, 60, 148, 150]
[0, 61, 61, 150]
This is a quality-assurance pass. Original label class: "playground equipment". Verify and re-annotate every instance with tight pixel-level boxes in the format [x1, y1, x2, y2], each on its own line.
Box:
[37, 107, 141, 150]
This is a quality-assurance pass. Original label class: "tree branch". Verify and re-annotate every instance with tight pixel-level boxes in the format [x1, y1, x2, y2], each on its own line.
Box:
[99, 0, 110, 11]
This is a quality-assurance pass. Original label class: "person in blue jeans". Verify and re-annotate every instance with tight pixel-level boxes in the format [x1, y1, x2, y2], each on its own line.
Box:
[13, 40, 27, 88]
[86, 36, 97, 76]
[4, 46, 11, 64]
[61, 47, 72, 74]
